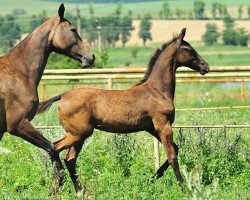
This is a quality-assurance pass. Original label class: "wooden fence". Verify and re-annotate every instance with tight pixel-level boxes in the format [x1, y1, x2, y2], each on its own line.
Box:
[40, 66, 250, 100]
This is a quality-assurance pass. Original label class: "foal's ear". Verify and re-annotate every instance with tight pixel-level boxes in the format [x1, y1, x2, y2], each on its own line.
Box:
[58, 3, 65, 21]
[178, 28, 186, 41]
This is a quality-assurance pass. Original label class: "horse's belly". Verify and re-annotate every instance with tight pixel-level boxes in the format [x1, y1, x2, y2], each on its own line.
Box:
[95, 115, 152, 133]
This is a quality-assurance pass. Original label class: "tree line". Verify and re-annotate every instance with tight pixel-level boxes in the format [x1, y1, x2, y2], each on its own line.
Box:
[203, 15, 249, 46]
[160, 0, 250, 20]
[0, 3, 153, 50]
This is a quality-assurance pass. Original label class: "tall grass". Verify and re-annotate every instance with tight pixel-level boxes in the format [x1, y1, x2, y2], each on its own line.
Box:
[0, 108, 249, 199]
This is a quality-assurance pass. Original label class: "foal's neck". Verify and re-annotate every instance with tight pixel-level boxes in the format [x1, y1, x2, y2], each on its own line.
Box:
[7, 20, 55, 87]
[147, 44, 177, 100]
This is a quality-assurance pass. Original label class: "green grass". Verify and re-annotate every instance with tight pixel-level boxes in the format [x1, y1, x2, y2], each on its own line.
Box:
[0, 105, 249, 199]
[81, 44, 250, 68]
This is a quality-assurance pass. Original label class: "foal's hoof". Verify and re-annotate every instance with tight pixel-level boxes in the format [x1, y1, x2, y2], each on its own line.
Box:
[178, 181, 184, 191]
[77, 190, 84, 199]
[56, 169, 66, 186]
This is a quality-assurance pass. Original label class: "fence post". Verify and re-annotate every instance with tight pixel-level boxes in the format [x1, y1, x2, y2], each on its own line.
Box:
[154, 138, 160, 172]
[241, 80, 245, 101]
[41, 82, 46, 100]
[108, 78, 113, 89]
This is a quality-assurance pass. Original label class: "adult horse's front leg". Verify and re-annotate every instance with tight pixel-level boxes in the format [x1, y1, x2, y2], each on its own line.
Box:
[153, 119, 183, 187]
[9, 120, 65, 183]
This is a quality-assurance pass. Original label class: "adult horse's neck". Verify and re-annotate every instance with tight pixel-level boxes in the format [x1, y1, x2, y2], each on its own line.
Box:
[147, 43, 178, 100]
[6, 19, 55, 87]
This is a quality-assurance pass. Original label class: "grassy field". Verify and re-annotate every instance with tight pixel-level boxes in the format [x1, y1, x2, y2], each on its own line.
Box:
[0, 105, 249, 199]
[43, 43, 250, 70]
[0, 0, 250, 18]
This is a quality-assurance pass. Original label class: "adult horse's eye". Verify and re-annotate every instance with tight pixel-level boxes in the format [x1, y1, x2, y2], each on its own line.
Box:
[71, 28, 77, 33]
[70, 28, 82, 41]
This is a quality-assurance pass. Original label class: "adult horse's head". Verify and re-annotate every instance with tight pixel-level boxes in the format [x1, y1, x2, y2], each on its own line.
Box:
[49, 4, 95, 68]
[174, 28, 209, 75]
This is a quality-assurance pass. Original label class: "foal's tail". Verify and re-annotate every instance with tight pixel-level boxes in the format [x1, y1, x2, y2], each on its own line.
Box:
[37, 94, 63, 114]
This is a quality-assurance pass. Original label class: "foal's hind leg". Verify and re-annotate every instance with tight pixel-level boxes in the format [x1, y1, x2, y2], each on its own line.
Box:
[64, 143, 84, 195]
[53, 130, 92, 193]
[148, 130, 179, 179]
[64, 131, 93, 196]
[153, 119, 183, 187]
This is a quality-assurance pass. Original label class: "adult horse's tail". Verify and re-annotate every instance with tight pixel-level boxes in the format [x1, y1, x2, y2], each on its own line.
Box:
[37, 94, 63, 114]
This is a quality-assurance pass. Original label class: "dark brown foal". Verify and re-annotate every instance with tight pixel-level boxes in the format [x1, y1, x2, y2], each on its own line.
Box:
[38, 28, 209, 195]
[0, 4, 94, 184]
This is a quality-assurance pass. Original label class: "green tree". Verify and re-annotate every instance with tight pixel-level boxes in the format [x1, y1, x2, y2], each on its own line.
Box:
[248, 4, 250, 19]
[222, 15, 237, 45]
[174, 8, 186, 19]
[101, 15, 121, 46]
[223, 15, 234, 29]
[235, 28, 249, 46]
[29, 16, 44, 31]
[211, 2, 217, 19]
[115, 2, 123, 16]
[139, 13, 152, 46]
[202, 23, 220, 45]
[161, 1, 171, 19]
[120, 12, 133, 47]
[193, 1, 205, 19]
[222, 4, 228, 17]
[88, 1, 94, 16]
[0, 14, 21, 48]
[222, 29, 238, 45]
[238, 5, 243, 19]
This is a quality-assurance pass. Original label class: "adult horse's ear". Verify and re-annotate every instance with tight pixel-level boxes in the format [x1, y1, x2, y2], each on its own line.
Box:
[178, 28, 186, 41]
[58, 3, 65, 21]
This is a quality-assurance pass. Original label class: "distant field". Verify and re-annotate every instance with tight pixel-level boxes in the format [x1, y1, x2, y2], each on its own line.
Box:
[118, 20, 250, 46]
[0, 0, 250, 18]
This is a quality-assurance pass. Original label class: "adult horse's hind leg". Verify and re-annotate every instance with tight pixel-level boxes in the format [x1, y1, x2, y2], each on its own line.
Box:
[11, 120, 65, 183]
[148, 130, 179, 179]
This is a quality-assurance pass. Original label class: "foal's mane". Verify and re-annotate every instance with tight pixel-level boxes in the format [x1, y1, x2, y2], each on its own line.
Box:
[135, 34, 179, 86]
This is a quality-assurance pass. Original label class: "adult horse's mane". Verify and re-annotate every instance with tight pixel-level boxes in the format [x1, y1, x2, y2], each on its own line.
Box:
[9, 33, 31, 53]
[135, 34, 179, 86]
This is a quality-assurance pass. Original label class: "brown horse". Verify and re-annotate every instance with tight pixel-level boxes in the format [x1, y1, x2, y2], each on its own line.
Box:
[37, 28, 209, 194]
[0, 4, 94, 183]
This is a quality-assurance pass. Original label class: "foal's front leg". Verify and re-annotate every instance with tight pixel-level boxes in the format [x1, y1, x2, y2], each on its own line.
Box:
[148, 130, 179, 179]
[153, 119, 183, 187]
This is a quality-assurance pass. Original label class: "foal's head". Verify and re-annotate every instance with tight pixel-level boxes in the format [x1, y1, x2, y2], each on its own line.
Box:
[174, 28, 209, 75]
[48, 4, 95, 68]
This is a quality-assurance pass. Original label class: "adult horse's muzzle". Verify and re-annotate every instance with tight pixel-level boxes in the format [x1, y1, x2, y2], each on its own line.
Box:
[80, 54, 95, 68]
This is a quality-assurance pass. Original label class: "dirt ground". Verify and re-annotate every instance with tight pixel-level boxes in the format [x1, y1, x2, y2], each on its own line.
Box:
[118, 20, 250, 46]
